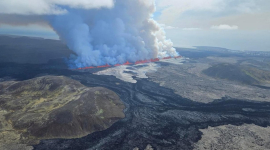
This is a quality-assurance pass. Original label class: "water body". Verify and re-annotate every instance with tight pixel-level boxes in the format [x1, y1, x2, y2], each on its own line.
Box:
[1, 62, 270, 150]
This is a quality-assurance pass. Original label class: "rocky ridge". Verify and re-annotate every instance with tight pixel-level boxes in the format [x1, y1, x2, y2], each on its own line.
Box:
[0, 76, 125, 149]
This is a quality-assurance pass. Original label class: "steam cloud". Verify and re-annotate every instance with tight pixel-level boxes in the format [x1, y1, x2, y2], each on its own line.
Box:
[48, 0, 179, 68]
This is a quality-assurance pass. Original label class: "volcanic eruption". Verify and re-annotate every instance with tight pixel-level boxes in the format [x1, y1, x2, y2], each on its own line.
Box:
[48, 0, 179, 68]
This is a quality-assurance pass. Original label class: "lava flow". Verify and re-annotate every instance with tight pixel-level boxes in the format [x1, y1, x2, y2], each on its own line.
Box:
[76, 56, 182, 70]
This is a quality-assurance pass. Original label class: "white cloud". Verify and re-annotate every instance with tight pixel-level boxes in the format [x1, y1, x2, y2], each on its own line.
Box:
[0, 0, 114, 15]
[164, 26, 178, 29]
[183, 28, 201, 31]
[155, 0, 270, 28]
[156, 0, 225, 24]
[211, 24, 239, 30]
[159, 24, 178, 29]
[156, 0, 223, 11]
[212, 13, 270, 30]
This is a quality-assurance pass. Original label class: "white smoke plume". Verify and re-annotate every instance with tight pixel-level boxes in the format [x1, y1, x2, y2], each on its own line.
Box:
[48, 0, 179, 68]
[0, 0, 179, 68]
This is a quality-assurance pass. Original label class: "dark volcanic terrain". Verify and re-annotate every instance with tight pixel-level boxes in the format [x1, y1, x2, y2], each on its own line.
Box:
[0, 63, 270, 150]
[0, 36, 270, 150]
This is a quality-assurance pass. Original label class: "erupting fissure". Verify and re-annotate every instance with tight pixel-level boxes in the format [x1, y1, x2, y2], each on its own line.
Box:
[48, 0, 179, 69]
[76, 56, 182, 70]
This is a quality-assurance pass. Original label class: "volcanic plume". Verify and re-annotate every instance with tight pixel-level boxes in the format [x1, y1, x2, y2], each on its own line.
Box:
[48, 0, 178, 68]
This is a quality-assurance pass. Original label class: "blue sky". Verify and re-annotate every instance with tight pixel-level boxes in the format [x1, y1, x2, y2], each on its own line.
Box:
[0, 0, 269, 51]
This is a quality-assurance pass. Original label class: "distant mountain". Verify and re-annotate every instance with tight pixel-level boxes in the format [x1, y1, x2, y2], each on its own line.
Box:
[194, 46, 231, 52]
[0, 35, 73, 64]
[175, 47, 244, 59]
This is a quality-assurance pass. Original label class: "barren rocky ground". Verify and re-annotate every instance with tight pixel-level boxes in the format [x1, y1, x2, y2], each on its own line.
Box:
[146, 54, 270, 150]
[194, 124, 270, 150]
[147, 57, 270, 103]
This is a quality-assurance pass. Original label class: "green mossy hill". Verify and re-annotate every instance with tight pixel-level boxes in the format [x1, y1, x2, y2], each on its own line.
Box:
[242, 67, 270, 84]
[203, 63, 270, 86]
[0, 76, 125, 148]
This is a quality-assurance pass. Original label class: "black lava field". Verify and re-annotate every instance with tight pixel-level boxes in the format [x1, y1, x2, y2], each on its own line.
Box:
[1, 62, 270, 150]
